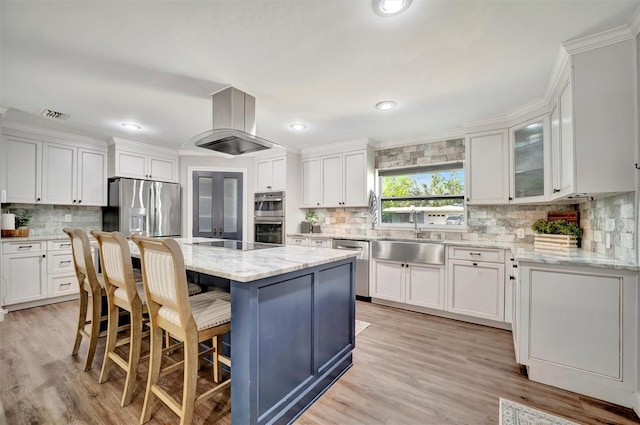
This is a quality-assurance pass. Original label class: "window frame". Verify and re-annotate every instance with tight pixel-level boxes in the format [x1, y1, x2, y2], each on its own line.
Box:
[375, 161, 467, 231]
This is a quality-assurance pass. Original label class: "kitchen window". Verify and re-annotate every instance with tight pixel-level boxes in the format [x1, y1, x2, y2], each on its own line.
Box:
[377, 162, 465, 229]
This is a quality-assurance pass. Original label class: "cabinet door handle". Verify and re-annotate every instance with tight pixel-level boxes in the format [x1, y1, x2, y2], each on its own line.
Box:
[78, 200, 82, 204]
[472, 262, 478, 266]
[512, 264, 518, 269]
[553, 188, 560, 193]
[37, 197, 41, 202]
[509, 275, 515, 280]
[73, 200, 76, 203]
[508, 197, 513, 201]
[42, 254, 46, 258]
[219, 227, 223, 234]
[466, 197, 470, 202]
[149, 175, 152, 179]
[316, 203, 320, 206]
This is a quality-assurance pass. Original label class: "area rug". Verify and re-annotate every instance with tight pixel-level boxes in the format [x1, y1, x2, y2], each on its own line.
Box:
[500, 398, 579, 425]
[355, 320, 371, 336]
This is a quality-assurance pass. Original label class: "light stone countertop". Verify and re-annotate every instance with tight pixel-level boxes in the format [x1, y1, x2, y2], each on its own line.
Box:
[287, 233, 638, 271]
[1, 233, 70, 242]
[125, 237, 358, 283]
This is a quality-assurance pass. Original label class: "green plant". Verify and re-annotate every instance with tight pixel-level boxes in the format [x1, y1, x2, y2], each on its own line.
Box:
[305, 211, 318, 226]
[531, 219, 582, 238]
[13, 210, 31, 228]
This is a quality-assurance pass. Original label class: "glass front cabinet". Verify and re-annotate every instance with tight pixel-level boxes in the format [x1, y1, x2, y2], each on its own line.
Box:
[509, 115, 550, 203]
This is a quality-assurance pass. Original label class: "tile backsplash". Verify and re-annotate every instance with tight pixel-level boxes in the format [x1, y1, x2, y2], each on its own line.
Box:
[579, 192, 636, 263]
[1, 203, 101, 237]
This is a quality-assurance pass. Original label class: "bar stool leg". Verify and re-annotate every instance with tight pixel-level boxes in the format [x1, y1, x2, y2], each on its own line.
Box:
[73, 289, 88, 356]
[99, 303, 119, 383]
[122, 307, 143, 406]
[84, 292, 102, 371]
[140, 326, 163, 424]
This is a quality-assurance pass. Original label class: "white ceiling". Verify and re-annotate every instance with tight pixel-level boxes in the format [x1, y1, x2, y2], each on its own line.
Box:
[2, 0, 639, 152]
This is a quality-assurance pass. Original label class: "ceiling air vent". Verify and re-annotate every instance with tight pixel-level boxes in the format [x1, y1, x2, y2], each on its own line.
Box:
[39, 108, 70, 120]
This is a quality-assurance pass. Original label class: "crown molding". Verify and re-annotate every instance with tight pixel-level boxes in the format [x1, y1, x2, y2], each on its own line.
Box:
[300, 137, 373, 157]
[2, 119, 107, 149]
[373, 130, 465, 150]
[562, 24, 634, 55]
[629, 6, 640, 36]
[108, 136, 178, 156]
[543, 46, 570, 105]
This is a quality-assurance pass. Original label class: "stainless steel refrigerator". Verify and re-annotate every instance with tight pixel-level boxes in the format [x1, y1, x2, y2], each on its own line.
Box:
[102, 178, 181, 237]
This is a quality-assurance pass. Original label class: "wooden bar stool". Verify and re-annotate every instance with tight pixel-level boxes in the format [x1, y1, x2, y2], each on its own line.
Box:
[132, 235, 231, 425]
[91, 230, 150, 407]
[63, 228, 108, 371]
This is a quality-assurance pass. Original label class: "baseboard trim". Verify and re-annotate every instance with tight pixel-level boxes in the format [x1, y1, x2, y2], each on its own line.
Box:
[0, 308, 7, 322]
[633, 390, 640, 418]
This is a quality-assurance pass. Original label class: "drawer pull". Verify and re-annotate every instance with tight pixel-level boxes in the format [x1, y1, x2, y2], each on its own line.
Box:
[60, 243, 71, 248]
[19, 245, 33, 249]
[60, 260, 72, 265]
[469, 252, 482, 256]
[60, 282, 72, 287]
[472, 262, 478, 266]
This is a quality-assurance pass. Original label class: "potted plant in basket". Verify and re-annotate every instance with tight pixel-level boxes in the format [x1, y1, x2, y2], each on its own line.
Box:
[531, 219, 582, 249]
[14, 210, 32, 237]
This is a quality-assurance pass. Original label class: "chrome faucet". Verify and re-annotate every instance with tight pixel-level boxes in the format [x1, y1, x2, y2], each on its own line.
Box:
[410, 208, 423, 238]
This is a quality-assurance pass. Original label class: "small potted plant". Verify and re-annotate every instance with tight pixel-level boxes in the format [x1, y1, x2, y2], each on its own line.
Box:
[531, 219, 582, 249]
[305, 211, 319, 233]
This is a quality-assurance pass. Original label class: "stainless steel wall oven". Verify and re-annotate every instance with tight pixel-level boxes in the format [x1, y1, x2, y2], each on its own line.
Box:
[254, 191, 285, 244]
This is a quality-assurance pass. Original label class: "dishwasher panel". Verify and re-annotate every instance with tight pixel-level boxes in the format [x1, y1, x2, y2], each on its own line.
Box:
[332, 239, 370, 299]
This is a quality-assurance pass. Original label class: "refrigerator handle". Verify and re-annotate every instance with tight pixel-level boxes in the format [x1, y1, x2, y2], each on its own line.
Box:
[148, 183, 155, 236]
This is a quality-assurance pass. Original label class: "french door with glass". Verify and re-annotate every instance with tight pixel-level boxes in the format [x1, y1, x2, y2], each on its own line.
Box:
[192, 171, 243, 240]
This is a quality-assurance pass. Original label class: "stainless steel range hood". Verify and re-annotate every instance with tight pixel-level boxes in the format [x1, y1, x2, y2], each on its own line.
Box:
[189, 86, 278, 156]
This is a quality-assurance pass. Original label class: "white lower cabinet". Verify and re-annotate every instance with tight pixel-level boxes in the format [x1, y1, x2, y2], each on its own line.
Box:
[2, 243, 47, 305]
[446, 247, 506, 322]
[446, 259, 505, 321]
[46, 240, 78, 298]
[515, 263, 638, 408]
[373, 259, 445, 310]
[287, 236, 309, 246]
[1, 239, 79, 310]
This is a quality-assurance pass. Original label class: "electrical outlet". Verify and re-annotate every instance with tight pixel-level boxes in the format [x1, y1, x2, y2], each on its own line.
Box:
[64, 214, 72, 222]
[325, 217, 330, 225]
[516, 228, 525, 239]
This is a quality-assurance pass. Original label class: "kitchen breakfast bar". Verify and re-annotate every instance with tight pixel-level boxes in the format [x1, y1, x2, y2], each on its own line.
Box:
[129, 237, 358, 425]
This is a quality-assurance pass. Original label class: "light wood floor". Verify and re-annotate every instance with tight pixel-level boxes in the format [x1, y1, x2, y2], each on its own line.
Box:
[1, 300, 638, 425]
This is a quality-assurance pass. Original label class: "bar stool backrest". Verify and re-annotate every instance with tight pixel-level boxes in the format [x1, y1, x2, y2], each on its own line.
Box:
[63, 228, 100, 295]
[91, 231, 138, 304]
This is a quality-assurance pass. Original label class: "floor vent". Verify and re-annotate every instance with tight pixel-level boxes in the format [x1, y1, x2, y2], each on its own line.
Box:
[40, 108, 70, 120]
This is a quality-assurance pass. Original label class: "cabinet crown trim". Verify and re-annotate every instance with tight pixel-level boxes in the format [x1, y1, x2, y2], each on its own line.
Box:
[301, 138, 373, 158]
[2, 121, 107, 151]
[108, 137, 178, 157]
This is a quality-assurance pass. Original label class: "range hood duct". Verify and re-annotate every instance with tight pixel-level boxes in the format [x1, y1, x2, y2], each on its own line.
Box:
[190, 86, 277, 156]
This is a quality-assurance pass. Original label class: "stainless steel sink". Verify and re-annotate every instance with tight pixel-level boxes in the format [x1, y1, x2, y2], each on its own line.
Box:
[372, 240, 445, 265]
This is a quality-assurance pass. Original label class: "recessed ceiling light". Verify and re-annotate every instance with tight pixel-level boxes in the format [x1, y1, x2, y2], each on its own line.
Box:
[373, 0, 412, 17]
[290, 123, 308, 131]
[375, 101, 397, 110]
[122, 122, 142, 130]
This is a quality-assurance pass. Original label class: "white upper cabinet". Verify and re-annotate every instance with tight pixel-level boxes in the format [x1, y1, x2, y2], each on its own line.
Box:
[108, 137, 178, 182]
[509, 115, 550, 203]
[465, 129, 510, 205]
[1, 131, 107, 206]
[550, 39, 636, 199]
[41, 143, 107, 206]
[255, 155, 286, 191]
[1, 135, 42, 203]
[300, 141, 373, 208]
[301, 157, 321, 207]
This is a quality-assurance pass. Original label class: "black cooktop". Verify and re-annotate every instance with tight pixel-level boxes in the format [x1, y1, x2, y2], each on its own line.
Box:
[191, 240, 278, 251]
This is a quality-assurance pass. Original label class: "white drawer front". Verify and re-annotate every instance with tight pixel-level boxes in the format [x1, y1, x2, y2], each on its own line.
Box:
[2, 241, 46, 254]
[48, 252, 75, 274]
[287, 237, 309, 246]
[48, 240, 73, 251]
[309, 238, 331, 248]
[448, 247, 505, 263]
[49, 274, 78, 297]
